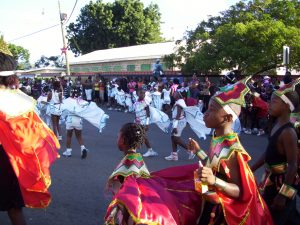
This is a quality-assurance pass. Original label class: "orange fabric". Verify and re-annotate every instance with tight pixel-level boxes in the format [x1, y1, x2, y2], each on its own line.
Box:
[217, 152, 274, 225]
[0, 110, 60, 208]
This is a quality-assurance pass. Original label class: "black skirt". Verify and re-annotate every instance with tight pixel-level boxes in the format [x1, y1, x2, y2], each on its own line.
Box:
[0, 145, 24, 211]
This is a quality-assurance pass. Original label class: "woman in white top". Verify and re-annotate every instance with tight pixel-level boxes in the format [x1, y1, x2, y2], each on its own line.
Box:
[47, 80, 63, 140]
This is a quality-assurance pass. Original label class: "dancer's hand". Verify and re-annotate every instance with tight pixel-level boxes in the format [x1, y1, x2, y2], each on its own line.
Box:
[197, 166, 215, 186]
[172, 128, 178, 135]
[188, 138, 200, 154]
[271, 194, 286, 211]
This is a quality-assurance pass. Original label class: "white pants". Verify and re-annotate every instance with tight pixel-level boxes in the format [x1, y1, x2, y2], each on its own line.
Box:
[66, 115, 83, 130]
[85, 89, 92, 101]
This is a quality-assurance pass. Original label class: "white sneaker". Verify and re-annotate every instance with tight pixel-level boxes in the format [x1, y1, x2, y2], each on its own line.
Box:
[143, 150, 158, 157]
[165, 152, 178, 161]
[257, 130, 265, 136]
[252, 128, 258, 134]
[58, 135, 63, 141]
[81, 148, 88, 159]
[62, 149, 72, 157]
[244, 129, 252, 135]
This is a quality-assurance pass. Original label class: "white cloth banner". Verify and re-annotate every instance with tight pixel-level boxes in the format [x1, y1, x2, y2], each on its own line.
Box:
[61, 98, 109, 132]
[149, 106, 170, 133]
[183, 106, 211, 140]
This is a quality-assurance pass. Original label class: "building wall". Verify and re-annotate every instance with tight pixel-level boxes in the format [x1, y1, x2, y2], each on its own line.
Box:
[70, 59, 169, 74]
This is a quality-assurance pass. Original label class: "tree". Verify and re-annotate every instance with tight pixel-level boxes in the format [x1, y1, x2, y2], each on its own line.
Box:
[67, 0, 164, 56]
[8, 43, 31, 70]
[34, 55, 65, 68]
[166, 0, 300, 75]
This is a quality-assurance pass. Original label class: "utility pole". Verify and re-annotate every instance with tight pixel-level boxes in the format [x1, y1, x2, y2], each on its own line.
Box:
[58, 0, 70, 76]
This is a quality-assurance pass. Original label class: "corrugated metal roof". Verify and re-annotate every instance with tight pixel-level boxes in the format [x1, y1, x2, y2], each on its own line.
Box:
[69, 42, 176, 65]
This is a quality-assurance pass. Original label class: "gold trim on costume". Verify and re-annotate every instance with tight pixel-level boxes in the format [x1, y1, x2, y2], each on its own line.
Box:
[279, 183, 297, 199]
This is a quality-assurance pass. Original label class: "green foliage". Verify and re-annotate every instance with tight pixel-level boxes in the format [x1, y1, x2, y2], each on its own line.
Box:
[34, 55, 64, 68]
[169, 0, 300, 75]
[8, 43, 31, 70]
[67, 0, 164, 55]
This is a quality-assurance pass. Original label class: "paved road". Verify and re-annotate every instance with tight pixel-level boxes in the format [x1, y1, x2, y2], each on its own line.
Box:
[0, 108, 267, 225]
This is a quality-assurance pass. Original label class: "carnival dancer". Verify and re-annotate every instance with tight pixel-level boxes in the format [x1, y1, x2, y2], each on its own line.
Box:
[47, 80, 63, 140]
[114, 86, 126, 111]
[105, 123, 202, 225]
[188, 77, 273, 225]
[133, 88, 158, 157]
[162, 83, 171, 113]
[0, 40, 60, 225]
[251, 79, 300, 225]
[36, 85, 51, 127]
[165, 91, 211, 161]
[151, 85, 163, 110]
[61, 87, 109, 158]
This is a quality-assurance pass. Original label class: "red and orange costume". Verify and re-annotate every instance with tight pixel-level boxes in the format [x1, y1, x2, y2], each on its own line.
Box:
[105, 152, 202, 225]
[0, 88, 60, 208]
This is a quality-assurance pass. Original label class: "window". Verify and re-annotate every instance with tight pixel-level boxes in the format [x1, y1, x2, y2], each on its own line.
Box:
[127, 65, 136, 72]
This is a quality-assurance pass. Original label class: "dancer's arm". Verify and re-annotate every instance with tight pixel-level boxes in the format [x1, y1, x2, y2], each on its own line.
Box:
[198, 152, 241, 199]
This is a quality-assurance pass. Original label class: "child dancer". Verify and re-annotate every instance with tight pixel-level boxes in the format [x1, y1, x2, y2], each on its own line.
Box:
[105, 123, 202, 224]
[188, 77, 273, 225]
[133, 88, 158, 157]
[47, 80, 63, 140]
[62, 87, 89, 159]
[61, 87, 109, 158]
[165, 91, 211, 161]
[251, 79, 300, 225]
[165, 91, 188, 161]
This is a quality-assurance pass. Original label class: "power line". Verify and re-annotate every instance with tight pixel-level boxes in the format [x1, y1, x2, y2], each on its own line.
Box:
[66, 0, 78, 24]
[8, 0, 78, 43]
[9, 24, 59, 42]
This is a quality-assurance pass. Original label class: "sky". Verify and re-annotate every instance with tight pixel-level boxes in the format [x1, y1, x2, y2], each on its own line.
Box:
[0, 0, 239, 63]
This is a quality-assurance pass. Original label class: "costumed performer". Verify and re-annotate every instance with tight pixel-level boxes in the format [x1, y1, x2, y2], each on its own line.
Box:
[251, 78, 300, 225]
[0, 38, 60, 225]
[105, 123, 202, 225]
[188, 77, 273, 225]
[165, 91, 211, 161]
[60, 86, 109, 158]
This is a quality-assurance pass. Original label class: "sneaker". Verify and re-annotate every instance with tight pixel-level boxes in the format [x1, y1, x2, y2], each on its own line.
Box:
[58, 135, 63, 141]
[257, 130, 265, 136]
[165, 152, 178, 161]
[252, 128, 258, 134]
[242, 127, 247, 132]
[124, 109, 128, 113]
[62, 149, 72, 157]
[244, 129, 252, 135]
[143, 149, 158, 157]
[81, 148, 88, 159]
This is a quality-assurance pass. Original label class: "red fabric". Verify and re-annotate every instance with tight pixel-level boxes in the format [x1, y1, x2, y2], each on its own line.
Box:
[105, 164, 202, 225]
[186, 97, 198, 106]
[252, 96, 268, 118]
[218, 153, 274, 225]
[0, 111, 60, 208]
